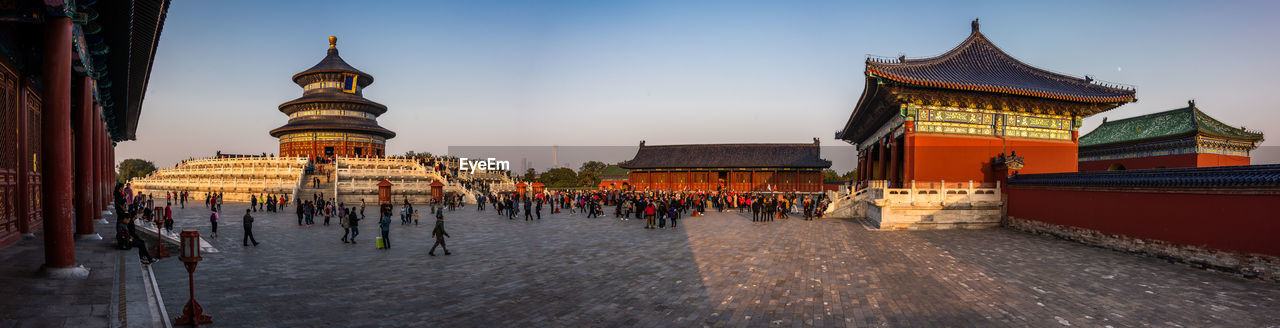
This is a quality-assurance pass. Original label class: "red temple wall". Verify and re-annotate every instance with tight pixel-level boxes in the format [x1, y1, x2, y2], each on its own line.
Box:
[1197, 153, 1250, 167]
[1079, 153, 1251, 171]
[671, 171, 689, 190]
[599, 179, 629, 189]
[629, 172, 649, 190]
[2, 70, 45, 248]
[1079, 153, 1198, 171]
[652, 172, 669, 190]
[1007, 187, 1280, 256]
[628, 170, 823, 192]
[908, 134, 1077, 183]
[279, 140, 384, 158]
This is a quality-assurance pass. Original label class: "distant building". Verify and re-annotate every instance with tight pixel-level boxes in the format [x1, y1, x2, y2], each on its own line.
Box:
[836, 19, 1136, 186]
[270, 36, 395, 158]
[619, 139, 831, 193]
[1078, 101, 1264, 171]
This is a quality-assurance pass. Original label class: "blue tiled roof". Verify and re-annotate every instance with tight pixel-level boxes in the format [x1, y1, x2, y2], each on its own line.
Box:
[1007, 165, 1280, 188]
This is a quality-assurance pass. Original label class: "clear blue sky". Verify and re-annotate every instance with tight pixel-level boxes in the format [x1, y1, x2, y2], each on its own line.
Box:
[117, 0, 1280, 170]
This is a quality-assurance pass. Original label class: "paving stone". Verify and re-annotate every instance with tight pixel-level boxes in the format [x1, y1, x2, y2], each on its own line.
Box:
[0, 218, 117, 328]
[140, 202, 1280, 327]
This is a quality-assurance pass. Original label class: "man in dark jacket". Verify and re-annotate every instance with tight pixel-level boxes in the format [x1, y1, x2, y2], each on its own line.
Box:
[243, 209, 259, 246]
[348, 209, 361, 244]
[295, 200, 304, 226]
[429, 210, 451, 256]
[523, 198, 533, 221]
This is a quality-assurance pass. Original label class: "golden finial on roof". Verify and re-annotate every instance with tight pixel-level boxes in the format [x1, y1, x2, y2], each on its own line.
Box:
[329, 36, 337, 49]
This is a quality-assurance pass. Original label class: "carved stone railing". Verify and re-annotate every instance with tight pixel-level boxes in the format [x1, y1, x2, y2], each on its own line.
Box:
[871, 180, 1001, 206]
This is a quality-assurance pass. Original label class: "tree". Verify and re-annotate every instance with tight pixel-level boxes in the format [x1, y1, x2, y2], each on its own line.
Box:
[579, 161, 607, 175]
[822, 169, 841, 181]
[539, 168, 578, 188]
[577, 161, 607, 187]
[403, 151, 433, 160]
[841, 170, 857, 181]
[521, 168, 537, 182]
[117, 159, 157, 184]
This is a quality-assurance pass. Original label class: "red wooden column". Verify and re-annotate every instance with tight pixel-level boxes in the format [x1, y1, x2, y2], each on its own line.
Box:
[109, 141, 116, 188]
[857, 150, 864, 182]
[40, 16, 87, 277]
[903, 121, 916, 186]
[74, 76, 99, 239]
[887, 137, 900, 188]
[98, 120, 107, 209]
[861, 150, 868, 182]
[877, 138, 887, 180]
[93, 108, 105, 214]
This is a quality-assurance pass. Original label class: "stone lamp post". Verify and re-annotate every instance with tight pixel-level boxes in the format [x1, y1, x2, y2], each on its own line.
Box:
[174, 230, 212, 326]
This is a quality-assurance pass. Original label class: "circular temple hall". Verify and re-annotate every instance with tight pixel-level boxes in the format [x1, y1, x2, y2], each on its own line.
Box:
[270, 36, 395, 158]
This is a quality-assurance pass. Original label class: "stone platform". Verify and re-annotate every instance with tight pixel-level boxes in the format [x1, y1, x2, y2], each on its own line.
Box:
[0, 212, 168, 328]
[146, 202, 1280, 327]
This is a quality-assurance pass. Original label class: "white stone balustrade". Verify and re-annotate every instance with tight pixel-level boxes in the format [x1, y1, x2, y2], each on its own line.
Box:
[129, 156, 308, 202]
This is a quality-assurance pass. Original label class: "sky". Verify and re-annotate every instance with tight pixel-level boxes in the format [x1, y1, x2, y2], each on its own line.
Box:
[117, 0, 1280, 171]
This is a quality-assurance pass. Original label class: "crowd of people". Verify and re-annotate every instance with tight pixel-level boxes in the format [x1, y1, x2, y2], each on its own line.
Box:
[113, 178, 829, 263]
[475, 188, 831, 228]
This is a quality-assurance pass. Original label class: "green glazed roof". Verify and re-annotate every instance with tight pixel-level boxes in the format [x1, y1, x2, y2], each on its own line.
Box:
[1079, 102, 1264, 147]
[600, 165, 630, 178]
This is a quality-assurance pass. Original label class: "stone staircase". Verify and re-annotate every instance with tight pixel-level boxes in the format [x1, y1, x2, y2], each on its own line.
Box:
[298, 164, 335, 202]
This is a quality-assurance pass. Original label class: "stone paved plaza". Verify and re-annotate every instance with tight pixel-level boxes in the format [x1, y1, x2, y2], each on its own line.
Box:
[149, 203, 1280, 327]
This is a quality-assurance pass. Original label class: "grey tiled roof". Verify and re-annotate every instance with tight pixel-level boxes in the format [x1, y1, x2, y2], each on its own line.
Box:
[619, 141, 831, 169]
[866, 22, 1135, 103]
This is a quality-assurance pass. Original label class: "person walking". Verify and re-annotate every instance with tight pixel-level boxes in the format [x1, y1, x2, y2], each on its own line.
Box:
[349, 208, 361, 244]
[379, 208, 392, 249]
[296, 199, 304, 226]
[340, 206, 352, 243]
[209, 208, 219, 238]
[523, 198, 532, 221]
[644, 202, 656, 229]
[506, 197, 516, 220]
[242, 209, 260, 246]
[163, 203, 174, 233]
[429, 210, 451, 256]
[323, 201, 332, 226]
[669, 205, 679, 229]
[411, 205, 419, 226]
[750, 197, 760, 222]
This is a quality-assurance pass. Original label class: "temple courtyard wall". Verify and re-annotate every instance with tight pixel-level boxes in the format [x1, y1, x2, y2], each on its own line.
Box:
[1005, 169, 1280, 281]
[824, 165, 1280, 281]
